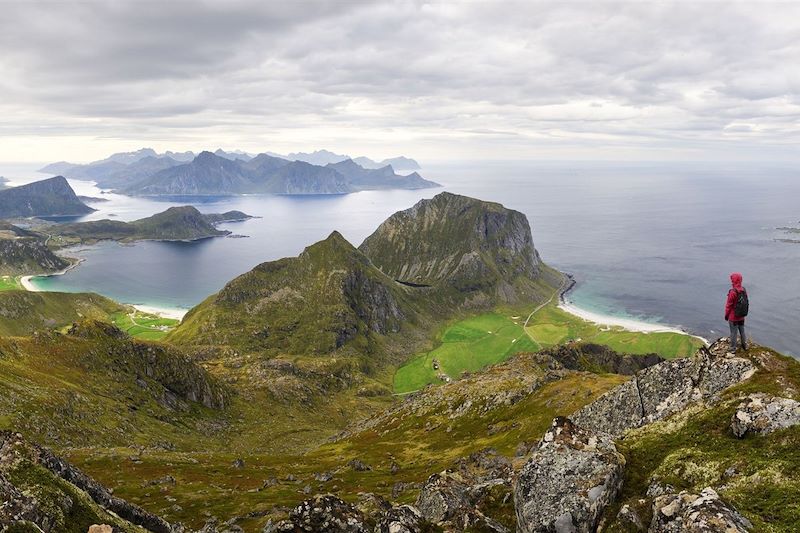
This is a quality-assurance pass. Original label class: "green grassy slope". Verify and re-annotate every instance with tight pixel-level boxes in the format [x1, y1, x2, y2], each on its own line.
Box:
[394, 304, 705, 393]
[0, 321, 227, 449]
[45, 205, 233, 246]
[0, 290, 125, 336]
[63, 353, 627, 530]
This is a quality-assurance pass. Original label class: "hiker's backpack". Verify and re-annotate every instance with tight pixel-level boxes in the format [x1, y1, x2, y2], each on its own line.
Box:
[734, 289, 749, 317]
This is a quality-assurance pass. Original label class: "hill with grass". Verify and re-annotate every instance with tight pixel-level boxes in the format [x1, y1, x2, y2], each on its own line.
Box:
[44, 206, 251, 246]
[0, 223, 70, 275]
[0, 176, 94, 218]
[0, 291, 125, 336]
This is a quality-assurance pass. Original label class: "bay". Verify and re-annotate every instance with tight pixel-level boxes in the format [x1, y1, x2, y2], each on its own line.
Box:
[2, 160, 798, 356]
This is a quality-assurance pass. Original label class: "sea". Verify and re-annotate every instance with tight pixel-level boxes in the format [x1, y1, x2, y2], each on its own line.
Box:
[2, 160, 799, 356]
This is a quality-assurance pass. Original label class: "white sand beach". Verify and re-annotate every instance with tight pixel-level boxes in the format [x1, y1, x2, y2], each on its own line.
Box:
[132, 305, 188, 321]
[558, 300, 709, 344]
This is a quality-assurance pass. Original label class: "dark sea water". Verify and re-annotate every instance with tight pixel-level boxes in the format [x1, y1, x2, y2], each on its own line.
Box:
[3, 161, 799, 356]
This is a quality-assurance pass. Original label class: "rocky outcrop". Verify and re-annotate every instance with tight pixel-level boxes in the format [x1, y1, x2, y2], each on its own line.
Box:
[374, 505, 425, 533]
[514, 417, 625, 533]
[0, 431, 172, 532]
[416, 448, 513, 531]
[730, 393, 800, 438]
[539, 343, 664, 375]
[571, 342, 756, 437]
[650, 488, 753, 532]
[264, 495, 369, 532]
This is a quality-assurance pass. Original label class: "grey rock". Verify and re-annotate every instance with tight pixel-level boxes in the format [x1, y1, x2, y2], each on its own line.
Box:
[415, 471, 471, 524]
[649, 487, 753, 532]
[264, 494, 368, 532]
[617, 504, 645, 531]
[572, 343, 756, 437]
[514, 417, 625, 533]
[374, 505, 424, 533]
[730, 393, 800, 438]
[348, 459, 372, 472]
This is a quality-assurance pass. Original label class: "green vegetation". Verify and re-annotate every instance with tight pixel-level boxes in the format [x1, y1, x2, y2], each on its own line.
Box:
[43, 205, 243, 247]
[0, 275, 20, 291]
[394, 304, 705, 393]
[64, 363, 626, 530]
[111, 311, 180, 340]
[525, 305, 704, 357]
[394, 312, 538, 393]
[0, 290, 125, 336]
[605, 348, 800, 532]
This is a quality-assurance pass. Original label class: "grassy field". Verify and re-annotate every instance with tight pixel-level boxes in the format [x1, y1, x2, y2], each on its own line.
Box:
[111, 311, 180, 340]
[393, 304, 705, 393]
[0, 275, 21, 291]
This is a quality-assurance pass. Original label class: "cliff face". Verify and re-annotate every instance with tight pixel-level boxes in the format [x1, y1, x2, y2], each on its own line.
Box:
[0, 176, 94, 218]
[359, 192, 553, 306]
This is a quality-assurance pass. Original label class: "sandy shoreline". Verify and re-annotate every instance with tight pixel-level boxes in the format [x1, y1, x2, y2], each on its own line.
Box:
[20, 261, 188, 321]
[131, 305, 188, 320]
[558, 276, 709, 344]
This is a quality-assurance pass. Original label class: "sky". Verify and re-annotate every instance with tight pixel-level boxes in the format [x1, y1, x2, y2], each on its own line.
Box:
[1, 0, 799, 163]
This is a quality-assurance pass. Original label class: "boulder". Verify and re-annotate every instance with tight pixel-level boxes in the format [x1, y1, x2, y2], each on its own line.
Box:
[374, 505, 425, 533]
[572, 344, 755, 437]
[415, 448, 514, 531]
[263, 494, 368, 532]
[650, 487, 753, 532]
[730, 393, 800, 438]
[514, 417, 625, 533]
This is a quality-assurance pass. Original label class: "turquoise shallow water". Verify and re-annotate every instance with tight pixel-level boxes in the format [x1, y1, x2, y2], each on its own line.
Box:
[5, 160, 800, 356]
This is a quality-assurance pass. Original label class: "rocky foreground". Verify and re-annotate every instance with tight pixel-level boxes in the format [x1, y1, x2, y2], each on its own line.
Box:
[3, 339, 800, 532]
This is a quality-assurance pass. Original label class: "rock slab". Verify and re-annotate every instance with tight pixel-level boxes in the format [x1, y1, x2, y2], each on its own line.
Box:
[731, 393, 800, 438]
[650, 487, 753, 532]
[514, 417, 625, 533]
[572, 344, 756, 437]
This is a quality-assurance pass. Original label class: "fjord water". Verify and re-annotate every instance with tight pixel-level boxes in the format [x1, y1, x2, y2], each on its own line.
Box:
[4, 161, 799, 356]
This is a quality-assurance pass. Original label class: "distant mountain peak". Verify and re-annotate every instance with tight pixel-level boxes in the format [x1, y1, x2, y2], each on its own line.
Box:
[0, 176, 95, 218]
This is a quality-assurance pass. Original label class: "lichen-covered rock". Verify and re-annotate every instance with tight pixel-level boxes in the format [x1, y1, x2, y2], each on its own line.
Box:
[572, 344, 756, 437]
[415, 471, 472, 525]
[731, 393, 800, 438]
[617, 504, 645, 531]
[374, 505, 425, 533]
[650, 487, 753, 532]
[415, 448, 513, 531]
[264, 495, 368, 532]
[514, 417, 625, 533]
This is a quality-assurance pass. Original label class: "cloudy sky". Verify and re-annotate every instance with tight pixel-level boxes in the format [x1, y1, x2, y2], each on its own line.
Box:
[1, 1, 799, 163]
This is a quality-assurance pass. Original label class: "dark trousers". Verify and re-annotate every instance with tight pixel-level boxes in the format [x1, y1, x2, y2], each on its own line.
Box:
[729, 320, 747, 350]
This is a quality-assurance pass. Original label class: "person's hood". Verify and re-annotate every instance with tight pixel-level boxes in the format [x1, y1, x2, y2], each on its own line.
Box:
[730, 272, 743, 291]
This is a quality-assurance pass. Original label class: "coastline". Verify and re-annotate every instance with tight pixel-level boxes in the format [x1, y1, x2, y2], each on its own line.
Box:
[557, 274, 709, 344]
[20, 259, 188, 321]
[20, 258, 84, 292]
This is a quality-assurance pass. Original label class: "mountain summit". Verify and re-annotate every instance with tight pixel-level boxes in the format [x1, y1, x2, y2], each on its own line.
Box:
[0, 176, 94, 218]
[360, 192, 558, 306]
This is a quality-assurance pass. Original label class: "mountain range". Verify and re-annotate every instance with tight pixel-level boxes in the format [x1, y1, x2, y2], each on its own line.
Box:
[0, 176, 94, 218]
[39, 149, 427, 194]
[2, 192, 799, 532]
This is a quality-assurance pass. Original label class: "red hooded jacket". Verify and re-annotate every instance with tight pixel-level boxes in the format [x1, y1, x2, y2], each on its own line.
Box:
[725, 272, 746, 322]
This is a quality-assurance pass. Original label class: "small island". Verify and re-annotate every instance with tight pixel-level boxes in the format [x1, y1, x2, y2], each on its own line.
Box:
[35, 206, 254, 247]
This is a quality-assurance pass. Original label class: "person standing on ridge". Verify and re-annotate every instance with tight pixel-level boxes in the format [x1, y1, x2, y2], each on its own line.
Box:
[724, 272, 749, 352]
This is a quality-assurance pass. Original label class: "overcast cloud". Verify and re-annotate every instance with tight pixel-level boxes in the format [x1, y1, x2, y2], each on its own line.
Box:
[1, 0, 799, 162]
